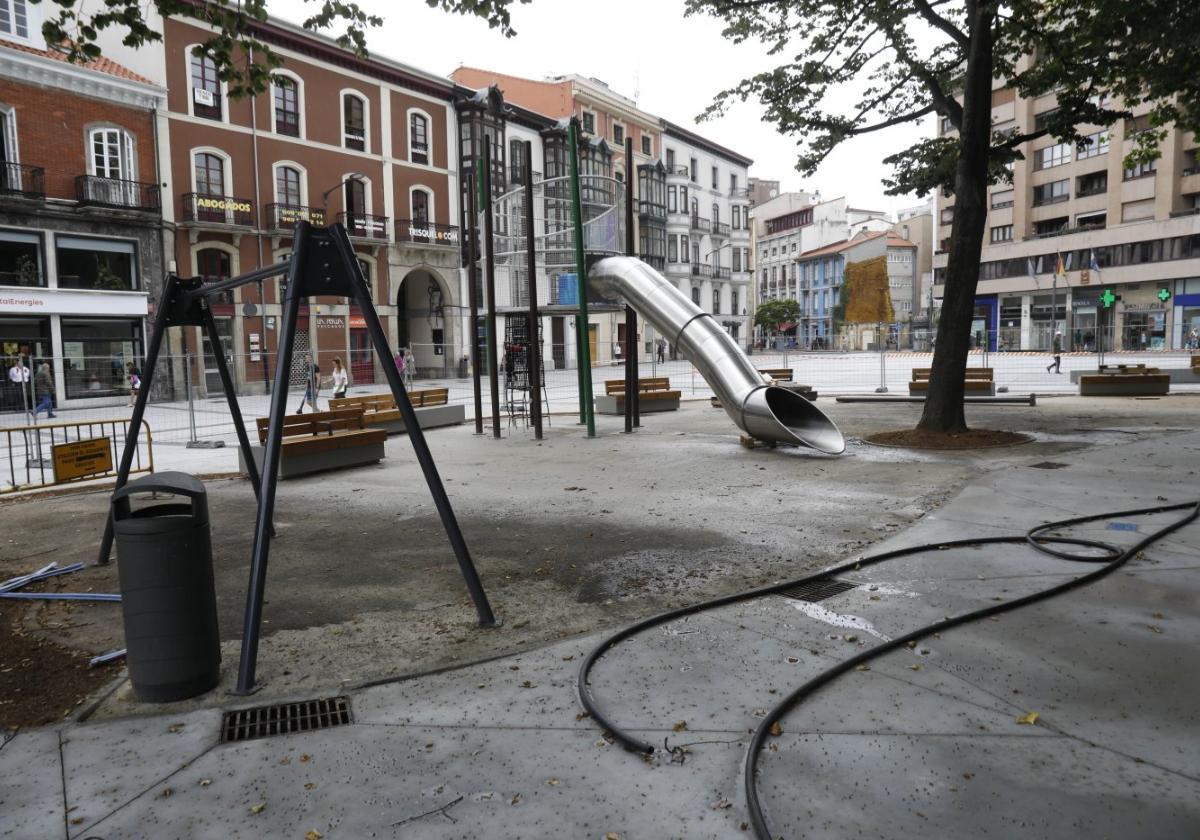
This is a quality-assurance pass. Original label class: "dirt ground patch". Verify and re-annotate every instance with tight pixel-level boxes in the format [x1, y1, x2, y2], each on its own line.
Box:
[866, 428, 1033, 449]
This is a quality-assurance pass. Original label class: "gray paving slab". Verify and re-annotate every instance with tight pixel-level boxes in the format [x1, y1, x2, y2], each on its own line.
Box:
[0, 729, 63, 840]
[754, 732, 1200, 840]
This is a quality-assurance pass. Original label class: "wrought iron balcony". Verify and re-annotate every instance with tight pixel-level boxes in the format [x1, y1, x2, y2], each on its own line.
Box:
[264, 203, 326, 231]
[690, 215, 711, 234]
[712, 221, 731, 238]
[181, 193, 254, 227]
[667, 165, 690, 178]
[396, 219, 460, 247]
[729, 187, 750, 198]
[691, 263, 713, 278]
[337, 212, 390, 240]
[714, 266, 731, 280]
[75, 175, 160, 212]
[0, 162, 45, 199]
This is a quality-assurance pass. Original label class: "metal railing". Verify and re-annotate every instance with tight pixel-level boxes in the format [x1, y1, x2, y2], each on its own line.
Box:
[713, 266, 731, 280]
[337, 212, 390, 240]
[181, 192, 255, 227]
[395, 219, 460, 246]
[0, 162, 45, 199]
[712, 221, 731, 238]
[264, 203, 326, 230]
[2, 418, 152, 494]
[75, 175, 161, 212]
[690, 215, 711, 233]
[730, 187, 750, 198]
[691, 263, 713, 278]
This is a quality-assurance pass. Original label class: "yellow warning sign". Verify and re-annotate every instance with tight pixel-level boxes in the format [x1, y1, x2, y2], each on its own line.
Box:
[52, 438, 114, 482]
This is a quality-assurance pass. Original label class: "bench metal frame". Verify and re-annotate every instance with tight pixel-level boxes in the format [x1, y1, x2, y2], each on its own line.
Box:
[98, 222, 497, 694]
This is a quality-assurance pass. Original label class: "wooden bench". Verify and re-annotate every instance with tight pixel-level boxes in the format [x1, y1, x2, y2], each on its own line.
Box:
[595, 377, 682, 415]
[1192, 355, 1200, 374]
[239, 409, 387, 479]
[909, 367, 996, 396]
[328, 388, 464, 435]
[1080, 370, 1170, 396]
[757, 368, 794, 382]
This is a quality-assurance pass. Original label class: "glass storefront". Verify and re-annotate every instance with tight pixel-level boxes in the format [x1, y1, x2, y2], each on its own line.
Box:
[1121, 311, 1165, 350]
[61, 318, 143, 399]
[1179, 307, 1200, 349]
[0, 229, 44, 287]
[1030, 295, 1066, 349]
[56, 236, 136, 291]
[1, 316, 51, 411]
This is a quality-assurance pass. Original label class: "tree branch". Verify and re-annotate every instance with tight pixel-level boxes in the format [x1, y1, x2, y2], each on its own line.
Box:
[912, 0, 968, 46]
[811, 104, 936, 136]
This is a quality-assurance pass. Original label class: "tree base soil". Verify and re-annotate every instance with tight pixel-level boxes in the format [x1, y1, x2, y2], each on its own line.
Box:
[866, 428, 1032, 449]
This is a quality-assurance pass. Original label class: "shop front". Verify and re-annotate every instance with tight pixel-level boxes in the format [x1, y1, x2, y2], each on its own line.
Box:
[1118, 285, 1169, 350]
[1070, 290, 1100, 352]
[971, 295, 997, 351]
[1171, 278, 1200, 349]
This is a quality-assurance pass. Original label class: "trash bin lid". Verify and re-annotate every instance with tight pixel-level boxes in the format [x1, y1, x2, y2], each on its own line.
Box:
[112, 471, 207, 503]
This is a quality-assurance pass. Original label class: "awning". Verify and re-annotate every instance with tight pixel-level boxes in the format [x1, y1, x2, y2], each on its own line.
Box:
[778, 322, 797, 331]
[349, 315, 367, 329]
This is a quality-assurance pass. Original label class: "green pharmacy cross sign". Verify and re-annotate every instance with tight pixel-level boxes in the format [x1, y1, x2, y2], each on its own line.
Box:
[1158, 287, 1172, 303]
[1100, 288, 1116, 308]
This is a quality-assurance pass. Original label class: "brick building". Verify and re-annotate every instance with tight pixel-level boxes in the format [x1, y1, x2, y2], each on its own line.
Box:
[99, 11, 465, 393]
[0, 15, 167, 411]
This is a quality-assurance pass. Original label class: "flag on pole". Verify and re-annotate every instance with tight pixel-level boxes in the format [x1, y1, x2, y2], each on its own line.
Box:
[1055, 252, 1067, 279]
[1089, 250, 1100, 278]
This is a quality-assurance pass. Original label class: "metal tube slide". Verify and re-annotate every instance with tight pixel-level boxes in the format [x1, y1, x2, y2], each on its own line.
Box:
[590, 256, 845, 454]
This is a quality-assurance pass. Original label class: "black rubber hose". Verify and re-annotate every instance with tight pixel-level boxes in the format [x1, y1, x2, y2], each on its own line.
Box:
[575, 500, 1199, 839]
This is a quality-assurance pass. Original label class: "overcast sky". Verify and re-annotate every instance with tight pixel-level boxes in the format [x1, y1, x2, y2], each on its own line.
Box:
[274, 0, 935, 216]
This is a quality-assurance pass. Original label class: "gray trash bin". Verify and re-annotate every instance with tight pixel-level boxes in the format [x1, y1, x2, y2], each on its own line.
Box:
[112, 472, 220, 702]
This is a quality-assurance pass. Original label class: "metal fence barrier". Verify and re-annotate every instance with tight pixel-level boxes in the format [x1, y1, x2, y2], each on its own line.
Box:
[2, 418, 152, 494]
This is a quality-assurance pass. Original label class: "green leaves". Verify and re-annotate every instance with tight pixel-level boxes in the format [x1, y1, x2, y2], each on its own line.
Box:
[754, 299, 801, 332]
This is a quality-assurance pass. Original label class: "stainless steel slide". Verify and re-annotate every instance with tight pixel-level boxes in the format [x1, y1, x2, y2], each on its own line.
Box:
[589, 256, 845, 454]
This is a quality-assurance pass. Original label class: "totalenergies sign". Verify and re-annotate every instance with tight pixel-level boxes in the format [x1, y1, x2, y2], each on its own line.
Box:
[194, 196, 252, 213]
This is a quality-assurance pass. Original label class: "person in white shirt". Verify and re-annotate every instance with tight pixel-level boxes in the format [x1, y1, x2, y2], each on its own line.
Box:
[8, 361, 29, 384]
[330, 357, 349, 399]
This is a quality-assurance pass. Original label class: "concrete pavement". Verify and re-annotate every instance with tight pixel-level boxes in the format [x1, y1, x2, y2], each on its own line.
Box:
[2, 399, 1199, 839]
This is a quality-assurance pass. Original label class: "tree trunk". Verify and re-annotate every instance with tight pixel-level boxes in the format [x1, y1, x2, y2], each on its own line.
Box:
[917, 4, 995, 434]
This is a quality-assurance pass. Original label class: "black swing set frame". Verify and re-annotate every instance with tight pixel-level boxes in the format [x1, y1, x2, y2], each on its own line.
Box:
[97, 222, 498, 695]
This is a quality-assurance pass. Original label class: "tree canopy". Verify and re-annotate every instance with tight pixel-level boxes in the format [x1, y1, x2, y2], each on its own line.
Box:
[754, 298, 801, 332]
[32, 0, 530, 96]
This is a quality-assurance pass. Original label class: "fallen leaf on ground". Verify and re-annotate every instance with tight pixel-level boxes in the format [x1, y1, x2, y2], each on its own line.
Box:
[70, 817, 84, 825]
[299, 754, 311, 763]
[1016, 712, 1040, 725]
[769, 721, 783, 736]
[249, 802, 266, 815]
[510, 793, 522, 806]
[672, 720, 687, 732]
[305, 831, 323, 840]
[304, 783, 316, 791]
[160, 787, 173, 798]
[711, 797, 732, 810]
[575, 711, 590, 721]
[606, 834, 621, 840]
[199, 779, 211, 787]
[855, 664, 870, 672]
[547, 778, 559, 786]
[1147, 624, 1164, 634]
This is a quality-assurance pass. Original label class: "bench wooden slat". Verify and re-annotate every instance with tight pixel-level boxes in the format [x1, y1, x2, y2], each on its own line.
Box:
[909, 380, 994, 392]
[328, 388, 449, 415]
[757, 368, 794, 382]
[911, 367, 993, 381]
[605, 377, 672, 396]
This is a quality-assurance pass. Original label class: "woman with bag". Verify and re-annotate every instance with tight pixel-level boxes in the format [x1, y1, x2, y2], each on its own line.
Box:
[330, 356, 349, 400]
[126, 362, 141, 407]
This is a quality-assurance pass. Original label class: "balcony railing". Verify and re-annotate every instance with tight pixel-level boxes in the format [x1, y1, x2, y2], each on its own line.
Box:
[0, 162, 45, 199]
[714, 266, 731, 280]
[1031, 193, 1069, 207]
[729, 187, 750, 198]
[668, 165, 690, 177]
[1023, 221, 1106, 241]
[75, 175, 160, 212]
[690, 215, 711, 233]
[712, 221, 731, 238]
[1183, 165, 1200, 176]
[264, 203, 326, 231]
[990, 199, 1015, 209]
[181, 193, 254, 227]
[690, 263, 713, 278]
[1076, 185, 1108, 198]
[396, 219, 460, 247]
[638, 200, 667, 220]
[337, 212, 390, 240]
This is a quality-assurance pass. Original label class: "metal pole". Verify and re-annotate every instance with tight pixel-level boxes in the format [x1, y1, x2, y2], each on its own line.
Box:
[235, 226, 307, 695]
[875, 321, 888, 393]
[522, 141, 543, 440]
[97, 273, 174, 564]
[467, 159, 484, 435]
[568, 121, 595, 437]
[330, 226, 498, 627]
[482, 138, 502, 439]
[623, 137, 637, 433]
[201, 305, 266, 505]
[185, 351, 197, 443]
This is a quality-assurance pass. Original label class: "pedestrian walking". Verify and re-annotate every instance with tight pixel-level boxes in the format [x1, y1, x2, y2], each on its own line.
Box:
[330, 356, 349, 399]
[295, 353, 320, 413]
[34, 362, 55, 419]
[126, 362, 141, 406]
[8, 358, 29, 412]
[657, 338, 666, 363]
[402, 347, 415, 389]
[1046, 331, 1063, 374]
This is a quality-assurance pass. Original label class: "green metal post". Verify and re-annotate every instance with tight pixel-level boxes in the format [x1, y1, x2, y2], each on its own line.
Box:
[568, 121, 595, 436]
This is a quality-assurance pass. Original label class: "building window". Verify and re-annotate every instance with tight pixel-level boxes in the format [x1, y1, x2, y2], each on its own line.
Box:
[690, 158, 697, 182]
[193, 152, 225, 196]
[89, 128, 133, 181]
[343, 94, 366, 151]
[713, 290, 721, 313]
[190, 52, 222, 120]
[509, 137, 525, 184]
[0, 229, 42, 287]
[730, 173, 738, 193]
[613, 123, 624, 145]
[56, 236, 135, 291]
[691, 286, 701, 305]
[667, 185, 677, 213]
[732, 248, 741, 272]
[1033, 142, 1071, 170]
[1077, 170, 1108, 197]
[344, 177, 366, 217]
[712, 202, 719, 224]
[680, 186, 687, 210]
[1123, 159, 1157, 180]
[273, 76, 300, 137]
[275, 166, 302, 206]
[1125, 114, 1152, 137]
[582, 111, 595, 134]
[990, 225, 1013, 243]
[196, 247, 233, 304]
[411, 189, 430, 224]
[665, 148, 674, 169]
[1120, 198, 1155, 222]
[732, 206, 741, 228]
[641, 135, 651, 156]
[1076, 211, 1106, 230]
[61, 318, 143, 399]
[668, 236, 678, 262]
[711, 166, 718, 189]
[681, 235, 689, 261]
[0, 0, 31, 40]
[733, 290, 740, 315]
[1033, 107, 1060, 131]
[1077, 131, 1109, 159]
[410, 113, 429, 165]
[1032, 179, 1069, 206]
[1034, 217, 1069, 236]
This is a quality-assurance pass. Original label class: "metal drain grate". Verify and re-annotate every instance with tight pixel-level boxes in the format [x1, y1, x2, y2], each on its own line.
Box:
[221, 696, 353, 743]
[1028, 461, 1070, 470]
[778, 578, 857, 603]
